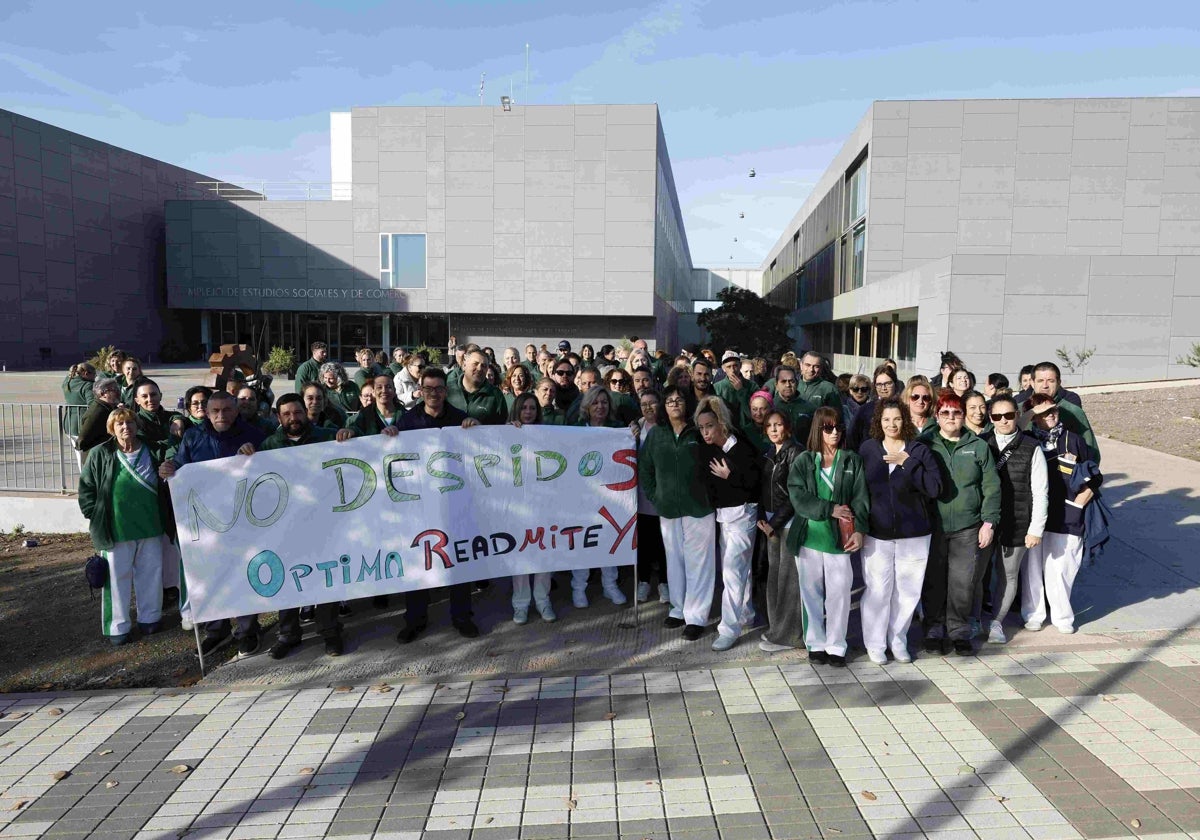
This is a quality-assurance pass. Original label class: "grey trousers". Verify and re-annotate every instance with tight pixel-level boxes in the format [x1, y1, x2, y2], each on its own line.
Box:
[762, 526, 804, 647]
[990, 544, 1028, 623]
[204, 616, 259, 640]
[922, 526, 985, 641]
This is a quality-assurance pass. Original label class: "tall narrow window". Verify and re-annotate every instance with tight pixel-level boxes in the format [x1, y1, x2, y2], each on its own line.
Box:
[379, 233, 428, 290]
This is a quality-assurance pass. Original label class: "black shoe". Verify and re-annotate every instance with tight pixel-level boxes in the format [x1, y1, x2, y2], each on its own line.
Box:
[373, 595, 389, 609]
[237, 633, 261, 659]
[338, 602, 353, 617]
[663, 616, 685, 629]
[922, 636, 942, 654]
[827, 654, 847, 668]
[453, 619, 480, 639]
[396, 623, 427, 644]
[269, 638, 299, 660]
[954, 639, 975, 656]
[324, 636, 344, 657]
[162, 587, 179, 607]
[682, 624, 704, 641]
[299, 606, 315, 624]
[940, 638, 952, 656]
[138, 621, 162, 636]
[473, 579, 491, 592]
[200, 633, 231, 656]
[808, 650, 829, 665]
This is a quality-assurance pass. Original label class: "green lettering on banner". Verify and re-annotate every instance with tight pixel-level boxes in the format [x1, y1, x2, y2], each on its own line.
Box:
[473, 453, 501, 488]
[578, 450, 603, 477]
[244, 473, 289, 527]
[510, 444, 524, 487]
[428, 451, 464, 493]
[248, 550, 284, 597]
[322, 457, 377, 512]
[382, 453, 421, 502]
[534, 450, 566, 481]
[186, 478, 247, 541]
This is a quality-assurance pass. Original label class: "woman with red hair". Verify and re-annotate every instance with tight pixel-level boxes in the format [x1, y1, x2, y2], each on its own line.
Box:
[920, 390, 1002, 656]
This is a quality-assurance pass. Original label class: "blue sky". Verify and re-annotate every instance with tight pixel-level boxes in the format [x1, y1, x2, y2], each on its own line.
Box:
[4, 0, 1200, 267]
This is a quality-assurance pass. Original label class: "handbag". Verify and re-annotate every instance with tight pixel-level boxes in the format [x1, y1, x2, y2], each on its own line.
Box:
[836, 515, 856, 551]
[84, 554, 108, 590]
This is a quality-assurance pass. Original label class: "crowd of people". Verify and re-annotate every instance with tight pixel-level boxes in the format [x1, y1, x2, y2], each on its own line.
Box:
[68, 340, 1106, 667]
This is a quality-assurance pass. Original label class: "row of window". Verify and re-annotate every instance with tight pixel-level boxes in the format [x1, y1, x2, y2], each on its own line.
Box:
[807, 319, 918, 363]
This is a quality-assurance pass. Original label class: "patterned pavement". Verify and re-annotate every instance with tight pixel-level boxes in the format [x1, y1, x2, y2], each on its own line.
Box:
[5, 639, 1200, 840]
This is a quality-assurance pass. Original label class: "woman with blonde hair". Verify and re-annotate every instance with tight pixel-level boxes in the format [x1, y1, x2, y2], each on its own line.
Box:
[903, 375, 937, 435]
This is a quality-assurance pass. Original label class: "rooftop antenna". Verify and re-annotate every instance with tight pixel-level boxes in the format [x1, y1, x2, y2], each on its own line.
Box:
[479, 73, 485, 105]
[525, 44, 530, 104]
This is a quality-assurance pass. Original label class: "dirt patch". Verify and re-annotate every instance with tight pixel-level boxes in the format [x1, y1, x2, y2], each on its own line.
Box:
[0, 533, 266, 692]
[1085, 384, 1200, 462]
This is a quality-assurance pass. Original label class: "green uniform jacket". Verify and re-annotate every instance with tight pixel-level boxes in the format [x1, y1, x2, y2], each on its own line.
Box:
[795, 378, 843, 413]
[136, 407, 183, 462]
[446, 380, 507, 425]
[61, 376, 92, 436]
[78, 439, 175, 552]
[774, 394, 817, 443]
[542, 407, 567, 425]
[785, 450, 871, 555]
[920, 428, 1003, 534]
[639, 423, 713, 520]
[520, 360, 542, 383]
[295, 358, 322, 394]
[1054, 394, 1100, 465]
[327, 382, 361, 415]
[353, 364, 386, 389]
[714, 377, 753, 428]
[348, 407, 400, 437]
[77, 400, 115, 455]
[260, 424, 338, 450]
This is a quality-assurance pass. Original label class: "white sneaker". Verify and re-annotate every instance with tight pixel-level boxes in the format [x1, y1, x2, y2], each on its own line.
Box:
[636, 581, 652, 602]
[513, 607, 529, 625]
[658, 583, 670, 603]
[712, 634, 737, 652]
[759, 638, 792, 653]
[1024, 620, 1043, 632]
[867, 650, 888, 666]
[987, 621, 1007, 645]
[537, 603, 557, 623]
[603, 585, 627, 605]
[180, 618, 194, 632]
[1055, 625, 1076, 635]
[892, 648, 912, 664]
[572, 592, 589, 609]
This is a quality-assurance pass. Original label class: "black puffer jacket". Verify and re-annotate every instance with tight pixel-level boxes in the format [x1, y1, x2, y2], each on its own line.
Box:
[759, 439, 802, 531]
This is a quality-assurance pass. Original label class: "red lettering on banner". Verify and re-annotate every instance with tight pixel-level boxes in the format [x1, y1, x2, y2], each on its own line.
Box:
[598, 506, 638, 555]
[604, 449, 638, 491]
[412, 529, 453, 570]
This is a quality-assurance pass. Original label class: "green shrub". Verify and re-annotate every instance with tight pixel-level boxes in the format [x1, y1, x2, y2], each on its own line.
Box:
[262, 346, 297, 376]
[412, 344, 443, 365]
[88, 345, 119, 371]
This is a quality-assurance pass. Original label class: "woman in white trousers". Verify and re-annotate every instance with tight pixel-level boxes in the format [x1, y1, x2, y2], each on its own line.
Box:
[508, 394, 556, 623]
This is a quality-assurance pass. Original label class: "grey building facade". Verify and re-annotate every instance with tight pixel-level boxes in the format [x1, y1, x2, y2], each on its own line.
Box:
[0, 108, 226, 369]
[167, 104, 695, 361]
[762, 97, 1200, 386]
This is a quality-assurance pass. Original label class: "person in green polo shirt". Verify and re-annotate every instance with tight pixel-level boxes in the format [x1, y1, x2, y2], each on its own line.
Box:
[294, 341, 328, 395]
[447, 348, 508, 425]
[713, 349, 753, 429]
[796, 351, 842, 413]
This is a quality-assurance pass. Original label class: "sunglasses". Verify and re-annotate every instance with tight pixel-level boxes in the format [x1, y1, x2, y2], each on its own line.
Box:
[820, 424, 843, 433]
[909, 394, 931, 403]
[553, 369, 573, 376]
[990, 411, 1016, 421]
[850, 386, 870, 394]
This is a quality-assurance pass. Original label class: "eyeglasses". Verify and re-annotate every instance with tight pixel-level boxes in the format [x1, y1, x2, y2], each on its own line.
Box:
[821, 424, 842, 434]
[909, 394, 931, 403]
[938, 410, 964, 419]
[420, 386, 447, 395]
[850, 386, 869, 394]
[990, 411, 1016, 421]
[875, 381, 893, 388]
[664, 398, 686, 406]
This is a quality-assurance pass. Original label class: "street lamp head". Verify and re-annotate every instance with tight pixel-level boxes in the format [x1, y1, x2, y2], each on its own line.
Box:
[500, 96, 512, 112]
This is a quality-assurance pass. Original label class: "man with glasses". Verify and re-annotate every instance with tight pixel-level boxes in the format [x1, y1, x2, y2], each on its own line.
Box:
[771, 365, 815, 444]
[796, 351, 842, 412]
[847, 364, 900, 451]
[447, 349, 507, 426]
[396, 366, 482, 643]
[550, 361, 581, 412]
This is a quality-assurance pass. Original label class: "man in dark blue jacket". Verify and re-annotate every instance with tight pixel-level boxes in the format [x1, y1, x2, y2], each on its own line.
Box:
[159, 391, 268, 659]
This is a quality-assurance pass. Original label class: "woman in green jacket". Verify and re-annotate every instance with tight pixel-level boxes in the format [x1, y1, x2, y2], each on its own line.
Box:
[641, 386, 716, 641]
[320, 362, 361, 415]
[786, 406, 870, 667]
[78, 407, 173, 646]
[534, 378, 567, 425]
[61, 362, 96, 459]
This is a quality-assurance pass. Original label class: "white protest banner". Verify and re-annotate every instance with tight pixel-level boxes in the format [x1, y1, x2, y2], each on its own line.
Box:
[169, 425, 638, 623]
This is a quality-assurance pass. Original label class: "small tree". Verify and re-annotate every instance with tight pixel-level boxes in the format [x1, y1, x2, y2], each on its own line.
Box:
[696, 286, 791, 360]
[1056, 345, 1096, 376]
[88, 345, 119, 371]
[1176, 342, 1200, 368]
[262, 346, 297, 376]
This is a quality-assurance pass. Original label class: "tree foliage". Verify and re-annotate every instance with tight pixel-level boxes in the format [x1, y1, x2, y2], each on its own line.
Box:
[696, 286, 792, 359]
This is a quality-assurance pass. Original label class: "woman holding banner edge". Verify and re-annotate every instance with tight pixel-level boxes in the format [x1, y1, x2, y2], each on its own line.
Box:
[508, 392, 557, 624]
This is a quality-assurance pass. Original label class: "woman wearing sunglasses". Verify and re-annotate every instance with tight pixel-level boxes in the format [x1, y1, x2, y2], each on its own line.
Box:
[785, 406, 870, 667]
[904, 375, 937, 435]
[858, 397, 942, 664]
[920, 391, 1002, 656]
[842, 374, 873, 426]
[979, 395, 1047, 644]
[603, 367, 641, 425]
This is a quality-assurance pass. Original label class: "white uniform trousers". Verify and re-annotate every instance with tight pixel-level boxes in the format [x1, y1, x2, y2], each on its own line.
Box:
[716, 503, 759, 639]
[571, 566, 619, 593]
[101, 536, 164, 637]
[798, 547, 853, 656]
[660, 513, 717, 627]
[861, 535, 930, 658]
[512, 573, 552, 611]
[1021, 531, 1083, 631]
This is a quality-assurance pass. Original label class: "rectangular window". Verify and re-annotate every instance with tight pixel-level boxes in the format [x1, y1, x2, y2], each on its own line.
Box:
[898, 321, 918, 362]
[379, 233, 428, 290]
[850, 225, 865, 290]
[845, 157, 868, 227]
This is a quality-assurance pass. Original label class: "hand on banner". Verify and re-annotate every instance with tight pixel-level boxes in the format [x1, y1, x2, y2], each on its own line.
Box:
[158, 461, 177, 479]
[510, 421, 524, 429]
[462, 419, 479, 429]
[336, 429, 355, 442]
[238, 443, 256, 456]
[381, 427, 399, 437]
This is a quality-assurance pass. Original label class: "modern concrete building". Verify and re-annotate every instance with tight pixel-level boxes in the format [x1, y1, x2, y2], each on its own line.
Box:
[0, 108, 228, 369]
[167, 104, 701, 361]
[761, 97, 1200, 385]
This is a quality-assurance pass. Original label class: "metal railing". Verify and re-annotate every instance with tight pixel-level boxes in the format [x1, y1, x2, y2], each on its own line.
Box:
[0, 404, 81, 494]
[194, 181, 353, 201]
